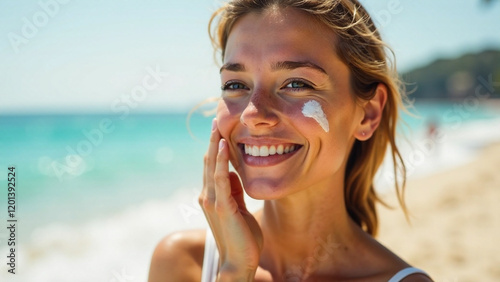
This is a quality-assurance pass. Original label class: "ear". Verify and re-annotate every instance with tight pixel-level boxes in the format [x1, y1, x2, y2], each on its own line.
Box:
[354, 83, 388, 141]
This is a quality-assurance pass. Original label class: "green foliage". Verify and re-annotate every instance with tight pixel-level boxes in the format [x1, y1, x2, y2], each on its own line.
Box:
[402, 49, 500, 100]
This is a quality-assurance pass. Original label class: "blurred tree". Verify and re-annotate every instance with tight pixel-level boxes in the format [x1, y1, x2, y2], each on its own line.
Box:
[402, 50, 500, 100]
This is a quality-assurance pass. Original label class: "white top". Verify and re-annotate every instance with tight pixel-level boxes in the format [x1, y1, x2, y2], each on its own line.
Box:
[200, 229, 219, 282]
[201, 230, 429, 282]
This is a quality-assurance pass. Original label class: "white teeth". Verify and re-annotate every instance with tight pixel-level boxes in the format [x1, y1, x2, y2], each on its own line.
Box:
[277, 145, 284, 155]
[244, 144, 299, 157]
[252, 146, 259, 156]
[259, 146, 269, 157]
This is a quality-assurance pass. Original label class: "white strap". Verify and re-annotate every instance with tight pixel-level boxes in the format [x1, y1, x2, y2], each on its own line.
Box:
[388, 267, 429, 282]
[200, 229, 219, 282]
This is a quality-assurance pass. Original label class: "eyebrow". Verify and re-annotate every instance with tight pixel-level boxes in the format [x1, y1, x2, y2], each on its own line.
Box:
[271, 61, 327, 75]
[220, 61, 327, 75]
[220, 63, 246, 73]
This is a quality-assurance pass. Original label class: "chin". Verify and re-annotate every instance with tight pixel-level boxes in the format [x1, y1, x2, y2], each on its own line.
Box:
[241, 178, 291, 200]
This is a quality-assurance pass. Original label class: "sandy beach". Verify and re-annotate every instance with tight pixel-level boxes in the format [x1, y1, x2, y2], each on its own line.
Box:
[377, 142, 500, 282]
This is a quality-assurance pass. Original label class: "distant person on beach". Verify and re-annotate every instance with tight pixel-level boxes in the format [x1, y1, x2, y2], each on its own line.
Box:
[427, 119, 438, 140]
[148, 0, 432, 281]
[426, 117, 441, 157]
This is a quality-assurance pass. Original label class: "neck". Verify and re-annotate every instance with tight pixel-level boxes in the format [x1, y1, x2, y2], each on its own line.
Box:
[258, 174, 363, 279]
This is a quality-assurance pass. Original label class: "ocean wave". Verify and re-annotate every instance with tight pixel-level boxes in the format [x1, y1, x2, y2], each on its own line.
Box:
[0, 188, 209, 281]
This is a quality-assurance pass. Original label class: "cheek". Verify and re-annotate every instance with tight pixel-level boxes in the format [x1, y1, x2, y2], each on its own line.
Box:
[216, 99, 240, 139]
[283, 100, 331, 133]
[286, 99, 354, 153]
[300, 100, 330, 133]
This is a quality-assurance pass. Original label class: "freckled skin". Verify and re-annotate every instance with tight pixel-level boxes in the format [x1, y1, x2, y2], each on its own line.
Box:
[216, 8, 365, 200]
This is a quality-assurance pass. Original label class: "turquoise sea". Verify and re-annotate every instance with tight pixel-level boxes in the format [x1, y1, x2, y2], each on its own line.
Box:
[0, 101, 499, 281]
[0, 113, 213, 238]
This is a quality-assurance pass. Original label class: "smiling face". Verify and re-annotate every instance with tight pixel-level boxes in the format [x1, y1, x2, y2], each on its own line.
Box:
[216, 7, 366, 200]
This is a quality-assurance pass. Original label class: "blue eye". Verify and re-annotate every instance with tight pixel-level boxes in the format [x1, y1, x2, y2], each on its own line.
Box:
[284, 80, 313, 90]
[222, 81, 248, 91]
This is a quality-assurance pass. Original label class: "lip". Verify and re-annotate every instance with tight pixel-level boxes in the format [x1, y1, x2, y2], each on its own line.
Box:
[236, 138, 303, 167]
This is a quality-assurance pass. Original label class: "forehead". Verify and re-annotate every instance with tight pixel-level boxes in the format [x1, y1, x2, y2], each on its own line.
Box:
[224, 7, 338, 64]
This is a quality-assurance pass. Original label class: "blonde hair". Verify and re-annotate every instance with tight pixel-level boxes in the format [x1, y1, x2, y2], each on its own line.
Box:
[209, 0, 408, 236]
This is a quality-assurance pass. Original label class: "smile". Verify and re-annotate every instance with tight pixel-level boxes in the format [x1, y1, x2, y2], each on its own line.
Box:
[243, 144, 299, 157]
[237, 143, 303, 167]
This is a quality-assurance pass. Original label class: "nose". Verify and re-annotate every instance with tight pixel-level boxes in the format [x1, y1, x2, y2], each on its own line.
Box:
[239, 89, 279, 130]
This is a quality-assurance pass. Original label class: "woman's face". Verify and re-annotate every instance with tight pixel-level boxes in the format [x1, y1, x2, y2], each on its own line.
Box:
[216, 7, 365, 200]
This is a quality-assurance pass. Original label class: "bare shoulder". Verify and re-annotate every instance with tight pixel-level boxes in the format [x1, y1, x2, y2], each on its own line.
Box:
[361, 233, 433, 282]
[148, 229, 206, 282]
[376, 249, 433, 282]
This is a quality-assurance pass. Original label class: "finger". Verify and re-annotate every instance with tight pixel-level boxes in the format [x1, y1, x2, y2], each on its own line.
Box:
[202, 154, 207, 189]
[204, 118, 220, 202]
[229, 172, 248, 213]
[199, 154, 209, 208]
[214, 139, 238, 215]
[201, 153, 222, 243]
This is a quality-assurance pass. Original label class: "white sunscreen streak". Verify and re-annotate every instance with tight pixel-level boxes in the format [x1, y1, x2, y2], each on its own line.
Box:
[302, 100, 329, 132]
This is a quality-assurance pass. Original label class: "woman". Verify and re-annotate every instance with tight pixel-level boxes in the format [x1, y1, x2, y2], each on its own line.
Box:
[149, 0, 432, 281]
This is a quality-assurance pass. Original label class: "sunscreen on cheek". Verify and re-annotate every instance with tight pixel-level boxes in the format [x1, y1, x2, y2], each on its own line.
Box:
[302, 100, 329, 132]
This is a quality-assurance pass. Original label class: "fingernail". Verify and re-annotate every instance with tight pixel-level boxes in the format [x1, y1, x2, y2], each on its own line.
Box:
[212, 118, 217, 131]
[218, 139, 224, 151]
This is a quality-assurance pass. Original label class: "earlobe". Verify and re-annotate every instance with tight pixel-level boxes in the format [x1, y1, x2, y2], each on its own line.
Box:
[355, 83, 388, 141]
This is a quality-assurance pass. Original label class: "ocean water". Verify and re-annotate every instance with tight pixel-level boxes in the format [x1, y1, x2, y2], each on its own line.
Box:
[0, 113, 213, 237]
[0, 101, 499, 281]
[393, 101, 500, 179]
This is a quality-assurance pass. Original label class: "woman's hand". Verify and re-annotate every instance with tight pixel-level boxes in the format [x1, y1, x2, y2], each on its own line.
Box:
[199, 119, 263, 281]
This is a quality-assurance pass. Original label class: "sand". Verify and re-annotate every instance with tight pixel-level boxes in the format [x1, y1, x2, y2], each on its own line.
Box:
[377, 142, 500, 282]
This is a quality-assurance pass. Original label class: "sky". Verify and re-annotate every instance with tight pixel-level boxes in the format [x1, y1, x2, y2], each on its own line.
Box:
[0, 0, 499, 114]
